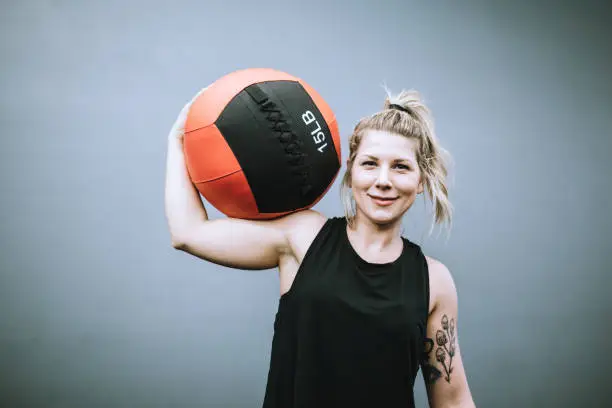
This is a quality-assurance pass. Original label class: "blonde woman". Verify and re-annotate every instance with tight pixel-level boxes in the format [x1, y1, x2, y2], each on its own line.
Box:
[165, 88, 476, 408]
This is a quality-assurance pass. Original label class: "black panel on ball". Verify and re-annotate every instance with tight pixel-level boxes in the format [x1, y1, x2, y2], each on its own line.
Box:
[215, 80, 339, 214]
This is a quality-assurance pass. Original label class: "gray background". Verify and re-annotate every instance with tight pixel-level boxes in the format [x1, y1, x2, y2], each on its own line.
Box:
[1, 0, 611, 407]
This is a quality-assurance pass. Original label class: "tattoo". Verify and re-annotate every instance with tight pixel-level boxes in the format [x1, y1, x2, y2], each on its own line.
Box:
[421, 337, 442, 384]
[422, 314, 457, 384]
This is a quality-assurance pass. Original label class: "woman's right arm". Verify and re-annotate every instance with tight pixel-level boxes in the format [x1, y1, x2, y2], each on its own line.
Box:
[164, 95, 315, 270]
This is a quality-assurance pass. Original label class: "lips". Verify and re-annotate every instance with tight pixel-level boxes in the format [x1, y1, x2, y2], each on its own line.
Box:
[368, 195, 398, 206]
[369, 195, 398, 201]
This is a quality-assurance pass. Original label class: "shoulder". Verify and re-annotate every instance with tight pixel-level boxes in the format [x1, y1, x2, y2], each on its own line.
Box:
[280, 209, 328, 234]
[280, 210, 330, 260]
[425, 256, 452, 282]
[425, 256, 458, 312]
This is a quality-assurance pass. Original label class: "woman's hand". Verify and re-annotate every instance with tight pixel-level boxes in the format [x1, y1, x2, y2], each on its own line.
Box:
[168, 87, 208, 143]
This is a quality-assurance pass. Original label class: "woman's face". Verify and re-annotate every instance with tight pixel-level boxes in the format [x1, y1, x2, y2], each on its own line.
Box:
[350, 129, 423, 226]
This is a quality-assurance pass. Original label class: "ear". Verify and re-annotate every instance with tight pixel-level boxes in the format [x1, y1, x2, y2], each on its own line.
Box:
[417, 178, 424, 195]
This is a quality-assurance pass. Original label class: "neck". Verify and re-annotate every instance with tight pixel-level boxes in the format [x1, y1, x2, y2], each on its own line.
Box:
[347, 212, 403, 251]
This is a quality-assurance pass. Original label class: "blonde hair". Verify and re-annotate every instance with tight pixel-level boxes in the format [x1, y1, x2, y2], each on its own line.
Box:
[340, 88, 453, 236]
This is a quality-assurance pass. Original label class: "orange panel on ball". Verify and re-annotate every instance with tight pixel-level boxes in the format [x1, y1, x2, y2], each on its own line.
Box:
[327, 119, 341, 164]
[183, 124, 241, 183]
[185, 68, 300, 133]
[195, 170, 259, 219]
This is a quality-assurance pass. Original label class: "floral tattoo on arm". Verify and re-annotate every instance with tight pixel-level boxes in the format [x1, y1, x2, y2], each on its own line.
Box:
[421, 314, 456, 384]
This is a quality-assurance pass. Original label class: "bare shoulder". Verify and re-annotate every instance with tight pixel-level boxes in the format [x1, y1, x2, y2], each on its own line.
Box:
[282, 209, 328, 261]
[279, 209, 327, 233]
[425, 256, 458, 312]
[425, 256, 453, 283]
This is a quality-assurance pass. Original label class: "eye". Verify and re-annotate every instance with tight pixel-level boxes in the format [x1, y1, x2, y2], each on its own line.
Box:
[361, 160, 377, 167]
[394, 163, 411, 170]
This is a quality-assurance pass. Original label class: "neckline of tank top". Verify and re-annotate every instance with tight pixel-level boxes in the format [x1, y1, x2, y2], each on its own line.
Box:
[338, 217, 407, 269]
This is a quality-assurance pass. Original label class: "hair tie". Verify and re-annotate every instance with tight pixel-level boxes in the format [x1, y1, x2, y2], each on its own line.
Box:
[388, 103, 411, 114]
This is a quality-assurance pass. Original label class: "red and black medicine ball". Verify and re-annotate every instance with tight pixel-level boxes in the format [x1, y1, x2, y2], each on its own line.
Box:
[183, 68, 341, 220]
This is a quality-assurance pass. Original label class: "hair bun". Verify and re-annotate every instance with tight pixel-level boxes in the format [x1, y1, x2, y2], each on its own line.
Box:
[387, 103, 412, 114]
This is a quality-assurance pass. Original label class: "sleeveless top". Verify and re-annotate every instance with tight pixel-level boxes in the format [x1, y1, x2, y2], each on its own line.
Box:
[262, 217, 430, 408]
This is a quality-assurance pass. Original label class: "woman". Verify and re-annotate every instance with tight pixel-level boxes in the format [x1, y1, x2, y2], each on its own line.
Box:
[165, 87, 476, 408]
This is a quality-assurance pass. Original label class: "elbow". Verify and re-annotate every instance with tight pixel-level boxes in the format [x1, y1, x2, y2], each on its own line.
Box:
[168, 222, 204, 252]
[170, 234, 188, 250]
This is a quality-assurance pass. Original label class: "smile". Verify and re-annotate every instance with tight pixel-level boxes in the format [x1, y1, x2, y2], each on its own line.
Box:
[368, 195, 398, 206]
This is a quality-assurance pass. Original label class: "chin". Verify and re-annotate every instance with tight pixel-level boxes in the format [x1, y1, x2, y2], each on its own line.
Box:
[362, 208, 402, 226]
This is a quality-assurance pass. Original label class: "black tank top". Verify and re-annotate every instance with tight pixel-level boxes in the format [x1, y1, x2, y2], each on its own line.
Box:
[262, 217, 430, 408]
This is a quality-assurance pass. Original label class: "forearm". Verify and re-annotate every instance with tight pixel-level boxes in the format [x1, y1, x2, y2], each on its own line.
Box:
[164, 137, 208, 241]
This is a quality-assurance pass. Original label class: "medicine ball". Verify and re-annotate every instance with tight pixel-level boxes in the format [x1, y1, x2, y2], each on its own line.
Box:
[183, 68, 341, 220]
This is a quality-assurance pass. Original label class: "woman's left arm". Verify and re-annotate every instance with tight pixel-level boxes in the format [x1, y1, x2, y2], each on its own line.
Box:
[421, 257, 476, 408]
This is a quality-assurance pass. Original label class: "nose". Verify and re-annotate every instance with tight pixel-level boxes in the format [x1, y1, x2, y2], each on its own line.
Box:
[375, 166, 392, 189]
